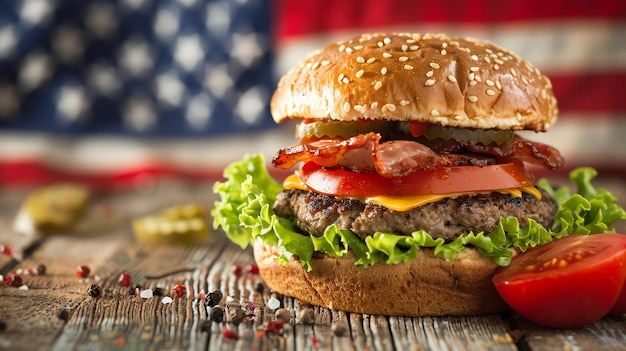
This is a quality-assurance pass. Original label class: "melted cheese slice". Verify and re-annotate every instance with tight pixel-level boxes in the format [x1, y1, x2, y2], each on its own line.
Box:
[282, 174, 542, 212]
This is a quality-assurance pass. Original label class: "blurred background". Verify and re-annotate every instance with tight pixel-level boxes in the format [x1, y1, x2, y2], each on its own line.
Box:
[0, 0, 624, 188]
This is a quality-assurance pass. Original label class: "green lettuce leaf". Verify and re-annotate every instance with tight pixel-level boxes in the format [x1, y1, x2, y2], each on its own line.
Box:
[212, 154, 626, 271]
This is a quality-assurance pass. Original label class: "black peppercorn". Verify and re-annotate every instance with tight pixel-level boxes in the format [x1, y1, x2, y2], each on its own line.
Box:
[331, 320, 349, 337]
[87, 284, 101, 298]
[254, 281, 265, 294]
[56, 309, 69, 322]
[152, 287, 164, 296]
[228, 305, 245, 325]
[209, 306, 224, 322]
[206, 289, 223, 307]
[36, 263, 46, 275]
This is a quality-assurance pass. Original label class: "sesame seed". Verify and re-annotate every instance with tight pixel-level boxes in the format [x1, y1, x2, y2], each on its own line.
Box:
[406, 39, 416, 43]
[367, 57, 376, 64]
[510, 69, 517, 77]
[470, 66, 479, 72]
[471, 55, 479, 61]
[321, 60, 330, 66]
[356, 69, 365, 78]
[494, 64, 500, 70]
[404, 65, 414, 70]
[353, 45, 363, 50]
[426, 70, 434, 77]
[484, 57, 491, 63]
[468, 72, 475, 81]
[441, 49, 447, 55]
[357, 56, 365, 63]
[402, 45, 408, 52]
[541, 89, 547, 99]
[430, 109, 440, 116]
[486, 79, 495, 86]
[447, 75, 457, 83]
[469, 80, 478, 86]
[495, 58, 504, 65]
[382, 103, 396, 112]
[311, 61, 320, 70]
[343, 102, 351, 112]
[442, 42, 448, 48]
[495, 80, 502, 89]
[425, 79, 436, 86]
[377, 41, 384, 47]
[374, 81, 383, 90]
[474, 75, 482, 83]
[339, 45, 345, 52]
[399, 56, 408, 62]
[383, 37, 391, 45]
[522, 76, 529, 85]
[381, 67, 388, 75]
[454, 115, 466, 121]
[371, 102, 379, 109]
[429, 62, 440, 69]
[468, 95, 478, 102]
[338, 74, 345, 83]
[399, 100, 410, 106]
[345, 47, 353, 54]
[342, 77, 350, 84]
[382, 52, 392, 58]
[515, 112, 523, 121]
[409, 45, 419, 50]
[486, 89, 496, 96]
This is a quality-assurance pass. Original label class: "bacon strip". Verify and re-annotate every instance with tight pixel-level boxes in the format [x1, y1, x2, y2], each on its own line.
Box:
[272, 133, 564, 178]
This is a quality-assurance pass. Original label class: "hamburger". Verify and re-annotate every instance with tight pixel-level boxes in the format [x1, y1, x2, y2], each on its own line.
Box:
[212, 33, 622, 316]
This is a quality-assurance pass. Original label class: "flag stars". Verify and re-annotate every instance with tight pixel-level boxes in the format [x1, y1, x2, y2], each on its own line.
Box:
[0, 25, 17, 59]
[118, 37, 153, 77]
[230, 32, 265, 68]
[19, 0, 52, 27]
[156, 71, 185, 107]
[19, 52, 54, 91]
[52, 26, 84, 64]
[124, 94, 156, 132]
[85, 2, 119, 39]
[235, 86, 267, 126]
[56, 84, 89, 124]
[174, 35, 205, 72]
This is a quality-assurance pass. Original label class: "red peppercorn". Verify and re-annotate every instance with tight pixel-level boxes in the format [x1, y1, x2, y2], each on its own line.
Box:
[117, 273, 132, 288]
[231, 264, 242, 277]
[247, 264, 259, 275]
[221, 326, 239, 340]
[265, 320, 285, 334]
[76, 265, 90, 278]
[172, 284, 186, 299]
[4, 273, 23, 287]
[0, 244, 13, 256]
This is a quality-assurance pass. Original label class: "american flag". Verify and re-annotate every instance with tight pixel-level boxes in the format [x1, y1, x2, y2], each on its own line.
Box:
[1, 0, 625, 187]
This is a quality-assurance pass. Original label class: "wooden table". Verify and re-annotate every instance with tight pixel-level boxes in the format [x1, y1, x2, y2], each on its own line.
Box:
[1, 177, 625, 351]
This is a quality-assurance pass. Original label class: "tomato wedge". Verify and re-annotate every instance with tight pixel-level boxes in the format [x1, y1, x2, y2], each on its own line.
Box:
[492, 234, 626, 328]
[297, 160, 533, 197]
[608, 282, 626, 315]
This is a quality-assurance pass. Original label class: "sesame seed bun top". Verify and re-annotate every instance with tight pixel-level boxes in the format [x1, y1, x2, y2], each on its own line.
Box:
[270, 33, 558, 132]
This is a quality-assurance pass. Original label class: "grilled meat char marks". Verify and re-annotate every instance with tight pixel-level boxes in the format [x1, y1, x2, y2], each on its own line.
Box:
[273, 189, 558, 242]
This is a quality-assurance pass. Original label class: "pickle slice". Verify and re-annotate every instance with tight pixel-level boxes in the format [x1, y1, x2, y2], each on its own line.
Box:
[424, 124, 515, 145]
[132, 204, 210, 246]
[295, 120, 393, 139]
[15, 183, 90, 235]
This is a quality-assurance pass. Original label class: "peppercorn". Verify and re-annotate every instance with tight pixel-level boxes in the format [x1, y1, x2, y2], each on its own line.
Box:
[228, 305, 245, 325]
[275, 308, 291, 323]
[36, 263, 46, 275]
[56, 309, 69, 322]
[76, 265, 90, 278]
[298, 307, 315, 324]
[206, 289, 223, 307]
[152, 287, 164, 296]
[4, 273, 22, 287]
[254, 281, 265, 294]
[88, 284, 101, 298]
[210, 306, 224, 323]
[117, 273, 132, 288]
[331, 320, 349, 337]
[172, 284, 186, 299]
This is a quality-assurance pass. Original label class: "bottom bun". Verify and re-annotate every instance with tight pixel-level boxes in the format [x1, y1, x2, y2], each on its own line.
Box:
[253, 239, 509, 316]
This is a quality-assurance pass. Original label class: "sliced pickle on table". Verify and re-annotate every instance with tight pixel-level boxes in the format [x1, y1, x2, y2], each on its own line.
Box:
[132, 204, 210, 246]
[14, 183, 90, 235]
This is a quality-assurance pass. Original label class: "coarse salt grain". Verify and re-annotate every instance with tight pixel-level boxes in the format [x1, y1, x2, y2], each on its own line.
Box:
[267, 297, 281, 310]
[162, 296, 173, 304]
[140, 289, 154, 299]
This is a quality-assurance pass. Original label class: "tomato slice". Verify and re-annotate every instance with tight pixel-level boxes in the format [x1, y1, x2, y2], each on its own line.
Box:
[608, 281, 626, 315]
[492, 234, 626, 328]
[297, 161, 533, 197]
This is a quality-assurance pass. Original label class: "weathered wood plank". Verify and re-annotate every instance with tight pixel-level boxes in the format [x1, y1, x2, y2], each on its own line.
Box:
[1, 180, 626, 351]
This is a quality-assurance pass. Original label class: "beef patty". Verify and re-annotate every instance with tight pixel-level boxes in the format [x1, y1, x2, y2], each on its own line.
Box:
[273, 189, 558, 241]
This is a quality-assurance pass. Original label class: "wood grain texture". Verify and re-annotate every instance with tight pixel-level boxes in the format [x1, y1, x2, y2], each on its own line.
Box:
[0, 177, 625, 351]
